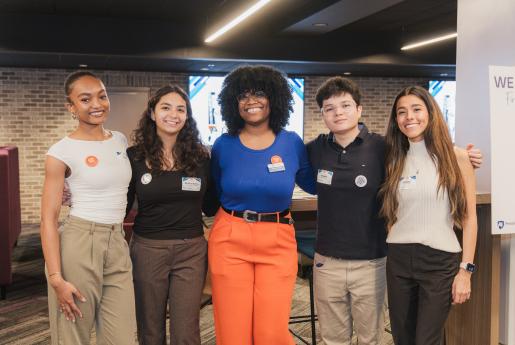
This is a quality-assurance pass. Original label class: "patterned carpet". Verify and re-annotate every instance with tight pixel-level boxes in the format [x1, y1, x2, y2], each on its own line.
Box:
[0, 224, 393, 345]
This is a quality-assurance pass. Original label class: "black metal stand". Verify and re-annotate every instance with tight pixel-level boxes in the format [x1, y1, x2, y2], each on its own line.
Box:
[289, 268, 317, 345]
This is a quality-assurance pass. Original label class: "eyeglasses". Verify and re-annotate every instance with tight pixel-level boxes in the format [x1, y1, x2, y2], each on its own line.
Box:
[321, 102, 357, 116]
[237, 90, 267, 103]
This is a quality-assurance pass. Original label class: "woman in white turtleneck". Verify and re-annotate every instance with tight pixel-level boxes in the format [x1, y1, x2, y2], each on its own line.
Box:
[379, 86, 477, 345]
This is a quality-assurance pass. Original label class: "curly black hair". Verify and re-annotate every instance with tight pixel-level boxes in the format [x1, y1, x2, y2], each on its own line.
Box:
[218, 65, 293, 135]
[132, 84, 209, 176]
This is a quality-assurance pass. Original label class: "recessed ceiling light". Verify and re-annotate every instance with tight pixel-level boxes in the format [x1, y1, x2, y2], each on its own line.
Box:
[343, 72, 352, 75]
[78, 64, 88, 68]
[401, 33, 458, 51]
[205, 0, 272, 43]
[208, 64, 215, 68]
[440, 73, 448, 77]
[312, 23, 328, 27]
[201, 67, 210, 71]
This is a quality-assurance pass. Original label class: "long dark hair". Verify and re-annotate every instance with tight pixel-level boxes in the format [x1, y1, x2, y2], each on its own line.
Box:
[218, 65, 293, 135]
[379, 86, 467, 229]
[132, 84, 209, 176]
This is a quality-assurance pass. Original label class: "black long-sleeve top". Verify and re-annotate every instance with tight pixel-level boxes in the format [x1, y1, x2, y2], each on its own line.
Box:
[126, 146, 219, 240]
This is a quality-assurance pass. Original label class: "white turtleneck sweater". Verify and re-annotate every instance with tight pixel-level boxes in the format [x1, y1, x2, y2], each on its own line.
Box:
[386, 140, 461, 253]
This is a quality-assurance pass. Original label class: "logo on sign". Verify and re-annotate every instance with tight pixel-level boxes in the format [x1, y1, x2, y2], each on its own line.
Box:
[497, 221, 505, 230]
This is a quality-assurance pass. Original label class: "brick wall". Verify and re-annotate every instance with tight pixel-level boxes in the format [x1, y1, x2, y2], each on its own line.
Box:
[0, 68, 188, 223]
[0, 67, 428, 223]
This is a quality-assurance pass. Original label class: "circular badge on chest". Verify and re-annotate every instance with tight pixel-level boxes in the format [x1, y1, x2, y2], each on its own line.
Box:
[85, 155, 98, 167]
[355, 175, 367, 188]
[270, 155, 283, 163]
[141, 173, 152, 185]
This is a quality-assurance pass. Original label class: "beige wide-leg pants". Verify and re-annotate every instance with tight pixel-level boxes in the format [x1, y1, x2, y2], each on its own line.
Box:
[46, 215, 137, 345]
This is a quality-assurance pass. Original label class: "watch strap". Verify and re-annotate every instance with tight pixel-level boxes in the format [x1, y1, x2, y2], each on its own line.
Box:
[460, 262, 476, 273]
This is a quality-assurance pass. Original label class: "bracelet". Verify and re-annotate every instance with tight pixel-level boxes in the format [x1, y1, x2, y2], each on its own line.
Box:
[48, 272, 61, 278]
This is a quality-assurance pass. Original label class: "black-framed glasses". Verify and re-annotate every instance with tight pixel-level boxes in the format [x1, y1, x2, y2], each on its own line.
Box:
[237, 90, 267, 102]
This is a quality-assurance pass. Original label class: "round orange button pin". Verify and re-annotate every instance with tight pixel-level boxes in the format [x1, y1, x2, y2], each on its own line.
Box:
[85, 155, 99, 167]
[271, 155, 282, 164]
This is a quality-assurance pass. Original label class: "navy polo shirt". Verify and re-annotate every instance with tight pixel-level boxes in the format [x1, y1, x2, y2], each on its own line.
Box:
[306, 124, 387, 260]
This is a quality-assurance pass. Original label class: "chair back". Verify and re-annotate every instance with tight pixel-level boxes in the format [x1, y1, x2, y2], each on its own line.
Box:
[0, 146, 22, 286]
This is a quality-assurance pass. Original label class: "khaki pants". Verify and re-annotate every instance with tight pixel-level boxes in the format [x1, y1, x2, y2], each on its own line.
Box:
[313, 253, 387, 345]
[46, 215, 137, 345]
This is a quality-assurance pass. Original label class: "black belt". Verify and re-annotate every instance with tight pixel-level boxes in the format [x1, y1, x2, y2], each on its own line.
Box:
[222, 206, 294, 225]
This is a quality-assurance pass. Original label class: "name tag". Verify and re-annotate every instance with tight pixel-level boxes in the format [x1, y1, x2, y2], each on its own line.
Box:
[399, 176, 417, 190]
[182, 177, 201, 191]
[268, 162, 285, 173]
[317, 169, 333, 185]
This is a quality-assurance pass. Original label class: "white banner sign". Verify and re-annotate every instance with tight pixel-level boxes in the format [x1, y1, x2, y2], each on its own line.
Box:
[489, 65, 515, 234]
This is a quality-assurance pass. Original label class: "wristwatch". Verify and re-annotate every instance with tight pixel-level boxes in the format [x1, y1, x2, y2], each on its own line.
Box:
[460, 262, 476, 273]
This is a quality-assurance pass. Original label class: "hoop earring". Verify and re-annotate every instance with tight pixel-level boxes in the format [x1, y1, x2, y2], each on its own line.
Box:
[71, 113, 77, 120]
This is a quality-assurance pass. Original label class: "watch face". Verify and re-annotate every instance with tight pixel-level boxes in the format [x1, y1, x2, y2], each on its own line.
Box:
[466, 263, 476, 273]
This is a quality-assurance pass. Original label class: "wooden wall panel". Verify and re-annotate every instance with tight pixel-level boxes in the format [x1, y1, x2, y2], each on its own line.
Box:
[445, 202, 500, 345]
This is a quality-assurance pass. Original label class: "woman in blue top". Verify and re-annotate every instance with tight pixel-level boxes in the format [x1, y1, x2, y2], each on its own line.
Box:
[209, 65, 315, 345]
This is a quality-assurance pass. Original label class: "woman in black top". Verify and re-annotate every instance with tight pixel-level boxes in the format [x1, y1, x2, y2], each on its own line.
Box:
[126, 85, 218, 345]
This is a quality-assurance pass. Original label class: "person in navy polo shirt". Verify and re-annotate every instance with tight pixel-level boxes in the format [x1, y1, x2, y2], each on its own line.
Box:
[306, 77, 482, 345]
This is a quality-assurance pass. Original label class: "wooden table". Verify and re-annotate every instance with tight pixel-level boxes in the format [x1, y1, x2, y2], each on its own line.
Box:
[290, 189, 317, 230]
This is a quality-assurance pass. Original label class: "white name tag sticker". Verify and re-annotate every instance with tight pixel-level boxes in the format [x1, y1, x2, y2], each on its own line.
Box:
[268, 162, 285, 173]
[399, 176, 417, 190]
[182, 177, 201, 191]
[317, 169, 333, 185]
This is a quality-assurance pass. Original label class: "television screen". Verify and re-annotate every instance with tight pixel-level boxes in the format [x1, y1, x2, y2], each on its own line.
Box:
[189, 76, 304, 145]
[429, 80, 456, 142]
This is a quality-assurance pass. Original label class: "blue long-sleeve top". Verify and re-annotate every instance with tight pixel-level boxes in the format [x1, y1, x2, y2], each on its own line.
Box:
[210, 130, 316, 213]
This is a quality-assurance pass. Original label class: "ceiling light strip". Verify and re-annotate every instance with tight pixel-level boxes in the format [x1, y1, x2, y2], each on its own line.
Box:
[205, 0, 272, 43]
[401, 32, 458, 51]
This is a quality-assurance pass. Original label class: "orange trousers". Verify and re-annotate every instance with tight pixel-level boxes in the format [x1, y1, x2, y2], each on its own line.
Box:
[208, 208, 297, 345]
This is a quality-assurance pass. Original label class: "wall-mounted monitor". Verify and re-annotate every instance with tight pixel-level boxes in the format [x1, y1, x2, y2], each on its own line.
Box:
[429, 80, 456, 142]
[189, 76, 304, 145]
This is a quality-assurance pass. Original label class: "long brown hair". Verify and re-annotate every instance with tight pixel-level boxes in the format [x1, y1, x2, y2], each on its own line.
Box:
[132, 84, 209, 176]
[379, 86, 467, 230]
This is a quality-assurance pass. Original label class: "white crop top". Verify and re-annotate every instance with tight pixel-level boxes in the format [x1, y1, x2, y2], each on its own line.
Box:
[386, 140, 461, 253]
[47, 131, 132, 224]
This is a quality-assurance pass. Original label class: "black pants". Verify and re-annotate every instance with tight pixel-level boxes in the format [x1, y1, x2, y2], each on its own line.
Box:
[387, 243, 459, 345]
[130, 234, 208, 345]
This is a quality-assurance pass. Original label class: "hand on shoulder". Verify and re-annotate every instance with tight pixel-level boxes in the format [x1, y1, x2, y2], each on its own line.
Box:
[454, 146, 474, 170]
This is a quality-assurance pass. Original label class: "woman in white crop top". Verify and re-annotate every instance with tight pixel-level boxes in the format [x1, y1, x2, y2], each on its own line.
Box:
[40, 71, 136, 344]
[380, 86, 477, 345]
